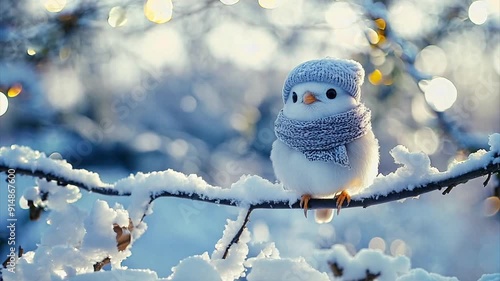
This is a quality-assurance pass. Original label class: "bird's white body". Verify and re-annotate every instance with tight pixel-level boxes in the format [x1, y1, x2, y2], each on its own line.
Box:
[271, 80, 379, 222]
[271, 131, 378, 198]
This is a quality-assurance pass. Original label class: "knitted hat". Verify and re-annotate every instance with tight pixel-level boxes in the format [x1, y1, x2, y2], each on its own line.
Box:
[282, 58, 365, 103]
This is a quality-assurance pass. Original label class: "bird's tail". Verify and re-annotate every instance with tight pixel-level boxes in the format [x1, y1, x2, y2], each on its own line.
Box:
[315, 209, 334, 223]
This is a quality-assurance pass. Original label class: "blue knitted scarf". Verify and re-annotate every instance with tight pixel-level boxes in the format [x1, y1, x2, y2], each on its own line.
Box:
[274, 103, 371, 167]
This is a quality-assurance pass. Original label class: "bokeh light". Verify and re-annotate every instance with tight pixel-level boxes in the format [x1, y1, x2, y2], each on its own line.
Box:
[220, 0, 239, 5]
[206, 21, 277, 70]
[108, 6, 128, 27]
[325, 2, 359, 29]
[366, 28, 380, 45]
[390, 239, 410, 257]
[0, 92, 9, 116]
[369, 237, 386, 252]
[423, 77, 458, 112]
[411, 95, 434, 123]
[27, 48, 37, 56]
[7, 84, 22, 97]
[482, 196, 500, 216]
[43, 0, 67, 13]
[388, 1, 435, 39]
[180, 96, 197, 113]
[258, 0, 282, 9]
[368, 69, 383, 85]
[144, 0, 173, 24]
[469, 1, 489, 25]
[413, 127, 439, 155]
[415, 45, 448, 76]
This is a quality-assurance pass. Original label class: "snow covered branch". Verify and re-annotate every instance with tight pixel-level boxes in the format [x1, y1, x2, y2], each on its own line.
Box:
[1, 134, 499, 217]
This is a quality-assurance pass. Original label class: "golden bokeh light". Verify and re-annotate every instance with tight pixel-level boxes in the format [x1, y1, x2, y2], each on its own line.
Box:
[7, 84, 22, 98]
[483, 196, 500, 217]
[368, 69, 383, 85]
[375, 18, 386, 30]
[42, 0, 67, 13]
[108, 6, 128, 27]
[144, 0, 173, 24]
[0, 92, 8, 117]
[258, 0, 282, 9]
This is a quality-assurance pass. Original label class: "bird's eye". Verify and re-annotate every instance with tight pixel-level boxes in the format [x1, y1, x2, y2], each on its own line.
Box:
[326, 88, 337, 99]
[292, 92, 298, 103]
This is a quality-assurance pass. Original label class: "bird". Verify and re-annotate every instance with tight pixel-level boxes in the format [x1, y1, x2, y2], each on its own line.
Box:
[270, 58, 379, 223]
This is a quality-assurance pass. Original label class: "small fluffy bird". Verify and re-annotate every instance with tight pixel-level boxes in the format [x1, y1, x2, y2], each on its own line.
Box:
[270, 58, 379, 223]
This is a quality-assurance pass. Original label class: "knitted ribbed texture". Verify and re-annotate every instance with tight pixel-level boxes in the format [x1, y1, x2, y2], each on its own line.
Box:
[274, 104, 371, 167]
[282, 58, 365, 103]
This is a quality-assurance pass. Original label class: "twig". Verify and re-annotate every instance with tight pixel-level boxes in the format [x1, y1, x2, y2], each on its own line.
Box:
[483, 172, 492, 187]
[442, 184, 457, 195]
[222, 207, 253, 260]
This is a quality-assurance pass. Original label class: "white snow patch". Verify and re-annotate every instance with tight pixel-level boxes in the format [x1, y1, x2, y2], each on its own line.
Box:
[397, 268, 459, 281]
[314, 244, 410, 281]
[0, 145, 109, 188]
[478, 273, 500, 281]
[247, 257, 330, 281]
[168, 253, 221, 281]
[67, 268, 160, 281]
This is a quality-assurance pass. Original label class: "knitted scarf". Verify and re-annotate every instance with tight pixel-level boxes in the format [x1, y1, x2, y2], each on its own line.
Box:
[274, 103, 371, 167]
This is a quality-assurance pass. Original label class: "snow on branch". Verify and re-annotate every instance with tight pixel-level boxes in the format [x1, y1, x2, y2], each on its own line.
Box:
[0, 134, 499, 218]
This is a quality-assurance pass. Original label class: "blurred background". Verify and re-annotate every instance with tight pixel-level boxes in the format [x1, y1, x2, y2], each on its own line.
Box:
[0, 0, 499, 280]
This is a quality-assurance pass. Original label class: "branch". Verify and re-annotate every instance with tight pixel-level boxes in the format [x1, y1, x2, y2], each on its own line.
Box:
[1, 152, 498, 211]
[222, 207, 253, 259]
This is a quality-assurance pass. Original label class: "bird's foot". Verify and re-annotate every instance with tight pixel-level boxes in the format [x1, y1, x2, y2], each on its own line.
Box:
[335, 190, 351, 215]
[299, 194, 312, 218]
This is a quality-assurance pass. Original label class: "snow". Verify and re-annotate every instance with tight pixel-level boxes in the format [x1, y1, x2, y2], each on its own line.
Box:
[357, 133, 500, 199]
[0, 145, 109, 189]
[247, 257, 330, 281]
[1, 135, 499, 280]
[211, 210, 251, 281]
[478, 273, 500, 281]
[2, 133, 499, 208]
[312, 244, 410, 281]
[67, 269, 160, 281]
[397, 268, 459, 281]
[168, 253, 221, 281]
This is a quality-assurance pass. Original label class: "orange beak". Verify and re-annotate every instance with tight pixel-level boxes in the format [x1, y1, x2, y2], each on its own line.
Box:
[303, 92, 317, 105]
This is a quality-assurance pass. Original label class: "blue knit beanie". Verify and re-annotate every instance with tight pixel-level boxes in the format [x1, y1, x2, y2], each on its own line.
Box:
[282, 58, 365, 103]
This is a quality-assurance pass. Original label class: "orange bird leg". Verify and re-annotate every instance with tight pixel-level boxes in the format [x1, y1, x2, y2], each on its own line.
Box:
[300, 194, 312, 218]
[335, 190, 351, 215]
